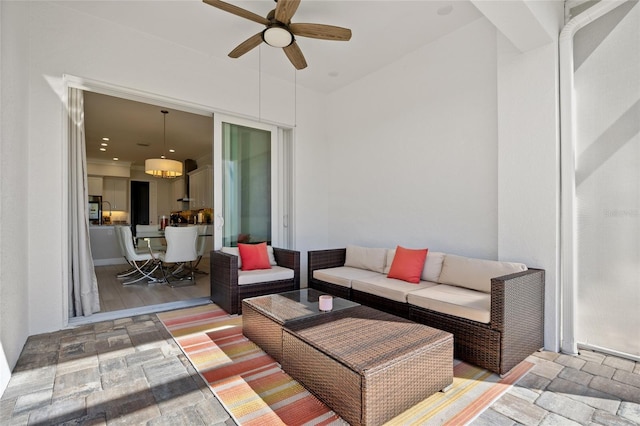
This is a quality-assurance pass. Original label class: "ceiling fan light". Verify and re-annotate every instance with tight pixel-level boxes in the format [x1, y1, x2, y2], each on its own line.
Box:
[263, 26, 293, 48]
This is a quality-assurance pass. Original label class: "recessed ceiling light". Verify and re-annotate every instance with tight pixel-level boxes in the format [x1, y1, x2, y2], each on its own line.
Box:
[101, 142, 108, 146]
[100, 148, 107, 152]
[102, 137, 110, 141]
[113, 157, 119, 161]
[169, 149, 175, 153]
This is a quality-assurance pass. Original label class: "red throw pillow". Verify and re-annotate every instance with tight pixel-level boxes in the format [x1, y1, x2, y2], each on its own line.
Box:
[387, 246, 428, 284]
[238, 242, 272, 271]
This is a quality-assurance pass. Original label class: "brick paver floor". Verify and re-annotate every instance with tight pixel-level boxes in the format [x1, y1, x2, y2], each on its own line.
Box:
[1, 312, 638, 425]
[474, 350, 640, 425]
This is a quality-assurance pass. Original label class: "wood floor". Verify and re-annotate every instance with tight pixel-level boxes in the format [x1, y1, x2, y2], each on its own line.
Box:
[95, 257, 210, 313]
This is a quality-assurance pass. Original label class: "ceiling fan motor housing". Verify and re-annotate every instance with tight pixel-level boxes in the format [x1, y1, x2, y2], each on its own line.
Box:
[203, 0, 352, 70]
[262, 24, 294, 48]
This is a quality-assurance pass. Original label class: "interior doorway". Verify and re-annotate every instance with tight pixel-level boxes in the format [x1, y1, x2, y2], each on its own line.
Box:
[131, 181, 150, 227]
[68, 79, 294, 325]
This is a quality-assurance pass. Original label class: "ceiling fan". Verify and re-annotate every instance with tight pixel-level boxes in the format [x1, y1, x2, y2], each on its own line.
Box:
[203, 0, 352, 70]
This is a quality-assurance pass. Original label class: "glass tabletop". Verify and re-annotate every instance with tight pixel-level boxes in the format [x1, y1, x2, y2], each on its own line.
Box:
[243, 288, 359, 324]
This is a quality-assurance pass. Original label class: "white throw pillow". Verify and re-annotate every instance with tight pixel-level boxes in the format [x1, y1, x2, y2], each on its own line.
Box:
[221, 245, 278, 269]
[422, 251, 446, 283]
[221, 246, 241, 268]
[344, 245, 387, 273]
[266, 246, 277, 266]
[438, 254, 527, 293]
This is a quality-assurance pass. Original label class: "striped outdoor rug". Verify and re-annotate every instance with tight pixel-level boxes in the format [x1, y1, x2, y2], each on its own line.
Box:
[157, 303, 533, 425]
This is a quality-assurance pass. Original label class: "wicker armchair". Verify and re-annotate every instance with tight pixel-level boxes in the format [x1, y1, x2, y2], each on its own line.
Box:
[210, 247, 300, 314]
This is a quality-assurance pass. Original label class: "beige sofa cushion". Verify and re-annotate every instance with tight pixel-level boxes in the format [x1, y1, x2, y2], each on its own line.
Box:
[351, 275, 437, 303]
[344, 245, 388, 273]
[384, 249, 446, 283]
[407, 284, 491, 323]
[238, 265, 294, 285]
[438, 254, 527, 293]
[313, 266, 381, 289]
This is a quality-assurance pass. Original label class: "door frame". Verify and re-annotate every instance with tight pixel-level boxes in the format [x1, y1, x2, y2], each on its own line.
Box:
[212, 114, 282, 250]
[63, 75, 295, 325]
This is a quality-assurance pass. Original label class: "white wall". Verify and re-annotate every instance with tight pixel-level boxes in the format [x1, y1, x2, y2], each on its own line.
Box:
[496, 6, 563, 351]
[0, 0, 567, 395]
[326, 9, 563, 351]
[0, 0, 328, 387]
[0, 1, 31, 395]
[326, 18, 499, 257]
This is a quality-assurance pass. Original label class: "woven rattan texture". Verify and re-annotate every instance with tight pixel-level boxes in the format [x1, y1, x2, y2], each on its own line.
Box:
[242, 302, 287, 363]
[352, 289, 410, 318]
[308, 248, 545, 375]
[243, 294, 317, 322]
[307, 249, 351, 299]
[283, 305, 453, 425]
[210, 247, 300, 314]
[493, 269, 545, 373]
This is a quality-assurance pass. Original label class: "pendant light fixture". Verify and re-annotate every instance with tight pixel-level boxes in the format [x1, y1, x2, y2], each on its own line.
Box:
[145, 110, 183, 179]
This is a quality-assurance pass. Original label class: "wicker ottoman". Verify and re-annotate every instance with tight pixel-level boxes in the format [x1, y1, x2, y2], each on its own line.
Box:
[282, 305, 453, 426]
[242, 289, 359, 364]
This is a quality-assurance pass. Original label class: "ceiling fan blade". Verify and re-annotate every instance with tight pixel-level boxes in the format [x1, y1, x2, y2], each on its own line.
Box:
[228, 32, 264, 58]
[283, 42, 307, 70]
[289, 23, 352, 41]
[275, 0, 301, 23]
[202, 0, 269, 25]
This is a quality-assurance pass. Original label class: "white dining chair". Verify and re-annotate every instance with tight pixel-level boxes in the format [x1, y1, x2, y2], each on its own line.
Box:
[191, 224, 210, 274]
[157, 226, 199, 286]
[119, 225, 161, 285]
[114, 225, 150, 278]
[135, 224, 166, 252]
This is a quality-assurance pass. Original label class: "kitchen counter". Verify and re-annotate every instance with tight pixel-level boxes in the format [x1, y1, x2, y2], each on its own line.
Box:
[89, 225, 126, 265]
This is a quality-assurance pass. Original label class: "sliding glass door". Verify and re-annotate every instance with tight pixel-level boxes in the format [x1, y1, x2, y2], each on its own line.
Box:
[213, 115, 280, 249]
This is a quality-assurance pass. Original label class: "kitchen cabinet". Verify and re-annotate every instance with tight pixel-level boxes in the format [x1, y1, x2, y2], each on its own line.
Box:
[188, 166, 213, 209]
[88, 176, 103, 196]
[172, 177, 186, 211]
[103, 177, 128, 211]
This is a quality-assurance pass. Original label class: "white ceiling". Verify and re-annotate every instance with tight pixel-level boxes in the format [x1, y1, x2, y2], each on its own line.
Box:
[59, 0, 483, 93]
[84, 92, 214, 167]
[72, 0, 485, 165]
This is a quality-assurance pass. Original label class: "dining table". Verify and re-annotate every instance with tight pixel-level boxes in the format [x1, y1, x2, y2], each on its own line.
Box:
[135, 225, 212, 251]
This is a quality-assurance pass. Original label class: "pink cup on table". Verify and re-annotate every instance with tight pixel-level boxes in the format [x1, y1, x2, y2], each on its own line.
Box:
[319, 295, 333, 312]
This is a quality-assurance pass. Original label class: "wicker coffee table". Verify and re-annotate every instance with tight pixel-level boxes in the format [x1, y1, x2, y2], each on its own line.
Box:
[242, 289, 359, 363]
[282, 305, 453, 425]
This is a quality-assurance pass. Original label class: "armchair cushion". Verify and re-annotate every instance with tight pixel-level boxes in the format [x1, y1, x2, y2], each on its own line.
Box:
[221, 245, 277, 269]
[238, 266, 295, 285]
[238, 242, 272, 271]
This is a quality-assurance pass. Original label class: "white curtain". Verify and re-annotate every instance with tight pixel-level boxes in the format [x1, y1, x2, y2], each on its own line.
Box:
[69, 88, 101, 316]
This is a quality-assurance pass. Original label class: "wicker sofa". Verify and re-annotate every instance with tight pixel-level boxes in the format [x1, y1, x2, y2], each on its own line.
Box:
[210, 246, 300, 314]
[308, 246, 545, 375]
